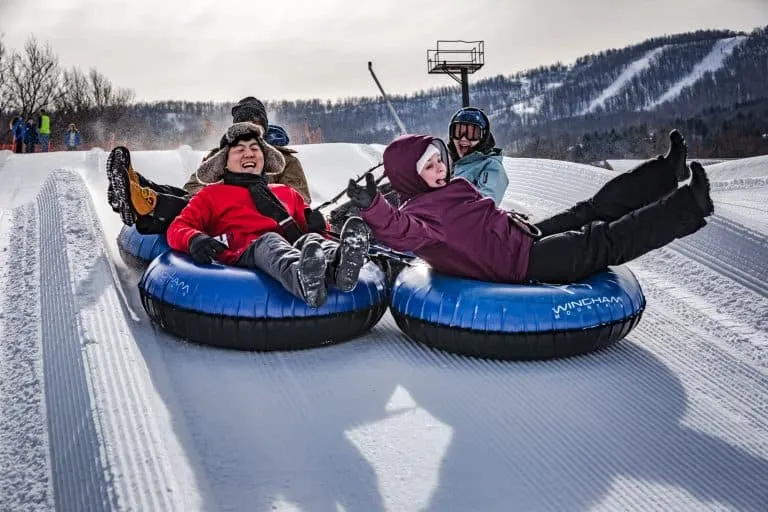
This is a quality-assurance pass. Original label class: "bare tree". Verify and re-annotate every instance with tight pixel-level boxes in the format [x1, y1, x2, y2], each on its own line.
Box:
[56, 66, 92, 114]
[89, 67, 114, 111]
[0, 34, 7, 112]
[3, 36, 60, 117]
[87, 67, 135, 123]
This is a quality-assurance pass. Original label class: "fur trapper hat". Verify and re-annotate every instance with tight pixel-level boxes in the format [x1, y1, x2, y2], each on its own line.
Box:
[195, 122, 286, 185]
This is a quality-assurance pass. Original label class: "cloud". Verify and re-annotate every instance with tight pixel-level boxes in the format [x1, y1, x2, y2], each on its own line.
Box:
[1, 0, 766, 102]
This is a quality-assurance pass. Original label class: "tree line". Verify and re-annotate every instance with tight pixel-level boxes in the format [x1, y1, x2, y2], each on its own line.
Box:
[0, 36, 134, 149]
[2, 27, 766, 160]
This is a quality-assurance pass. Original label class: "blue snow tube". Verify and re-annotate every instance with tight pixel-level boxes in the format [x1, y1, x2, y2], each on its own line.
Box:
[138, 249, 388, 351]
[116, 224, 170, 267]
[390, 264, 645, 360]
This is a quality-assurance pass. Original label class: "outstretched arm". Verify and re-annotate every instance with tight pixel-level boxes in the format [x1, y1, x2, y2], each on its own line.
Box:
[360, 194, 444, 252]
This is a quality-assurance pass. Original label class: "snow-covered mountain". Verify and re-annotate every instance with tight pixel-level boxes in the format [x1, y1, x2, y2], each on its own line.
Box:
[257, 27, 768, 144]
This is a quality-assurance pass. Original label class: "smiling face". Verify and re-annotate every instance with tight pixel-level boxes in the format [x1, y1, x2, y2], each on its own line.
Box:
[226, 138, 264, 174]
[453, 136, 480, 158]
[419, 152, 448, 188]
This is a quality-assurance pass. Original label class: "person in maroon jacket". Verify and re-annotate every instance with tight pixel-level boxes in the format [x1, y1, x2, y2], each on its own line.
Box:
[346, 130, 714, 284]
[167, 122, 370, 308]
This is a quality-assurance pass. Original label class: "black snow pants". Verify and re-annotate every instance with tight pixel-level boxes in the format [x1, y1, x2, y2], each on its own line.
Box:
[133, 175, 190, 235]
[525, 156, 706, 283]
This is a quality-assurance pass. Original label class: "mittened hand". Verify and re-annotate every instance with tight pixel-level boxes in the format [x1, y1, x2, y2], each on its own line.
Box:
[305, 208, 327, 234]
[188, 234, 227, 264]
[346, 172, 378, 209]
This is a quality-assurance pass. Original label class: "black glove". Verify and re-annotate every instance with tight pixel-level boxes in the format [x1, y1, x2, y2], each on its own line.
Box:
[346, 172, 378, 209]
[188, 234, 227, 264]
[305, 208, 327, 234]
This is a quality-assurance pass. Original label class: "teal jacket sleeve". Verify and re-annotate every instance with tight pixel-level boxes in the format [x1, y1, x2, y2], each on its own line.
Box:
[476, 158, 509, 206]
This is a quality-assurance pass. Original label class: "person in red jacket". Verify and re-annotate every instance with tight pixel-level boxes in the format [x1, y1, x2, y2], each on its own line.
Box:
[346, 130, 714, 284]
[167, 122, 370, 308]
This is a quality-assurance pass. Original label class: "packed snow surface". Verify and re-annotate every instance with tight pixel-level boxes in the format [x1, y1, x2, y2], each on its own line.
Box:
[0, 146, 766, 511]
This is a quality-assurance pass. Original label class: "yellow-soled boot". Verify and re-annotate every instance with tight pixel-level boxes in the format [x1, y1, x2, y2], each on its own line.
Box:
[106, 146, 157, 225]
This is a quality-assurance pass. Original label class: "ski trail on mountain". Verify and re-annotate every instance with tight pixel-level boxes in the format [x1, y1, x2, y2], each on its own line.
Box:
[647, 36, 747, 109]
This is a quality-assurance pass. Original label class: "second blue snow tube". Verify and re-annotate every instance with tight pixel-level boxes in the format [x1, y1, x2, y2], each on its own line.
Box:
[389, 263, 646, 360]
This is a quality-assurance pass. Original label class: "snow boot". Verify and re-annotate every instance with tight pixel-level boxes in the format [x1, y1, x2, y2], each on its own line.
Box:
[106, 146, 157, 226]
[333, 216, 370, 292]
[689, 161, 714, 217]
[663, 129, 690, 182]
[297, 240, 328, 308]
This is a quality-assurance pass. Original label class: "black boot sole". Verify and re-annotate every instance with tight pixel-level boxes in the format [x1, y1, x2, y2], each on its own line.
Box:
[106, 146, 137, 226]
[297, 241, 328, 308]
[335, 217, 370, 292]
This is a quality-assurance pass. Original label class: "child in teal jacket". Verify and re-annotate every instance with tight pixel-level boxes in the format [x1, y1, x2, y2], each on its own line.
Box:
[447, 107, 509, 205]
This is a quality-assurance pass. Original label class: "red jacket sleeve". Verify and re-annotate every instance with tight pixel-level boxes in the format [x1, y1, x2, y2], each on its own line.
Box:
[360, 193, 444, 252]
[289, 188, 310, 233]
[166, 190, 214, 252]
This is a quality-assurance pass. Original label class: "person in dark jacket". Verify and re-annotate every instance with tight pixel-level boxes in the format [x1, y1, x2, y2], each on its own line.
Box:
[10, 116, 24, 153]
[23, 120, 37, 153]
[106, 96, 312, 235]
[346, 130, 713, 284]
[165, 122, 369, 308]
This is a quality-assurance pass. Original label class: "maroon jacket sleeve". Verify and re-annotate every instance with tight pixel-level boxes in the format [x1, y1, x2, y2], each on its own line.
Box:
[166, 190, 215, 252]
[360, 193, 444, 252]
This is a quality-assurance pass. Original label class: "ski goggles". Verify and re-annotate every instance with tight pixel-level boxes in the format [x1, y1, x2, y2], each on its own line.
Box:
[450, 122, 484, 141]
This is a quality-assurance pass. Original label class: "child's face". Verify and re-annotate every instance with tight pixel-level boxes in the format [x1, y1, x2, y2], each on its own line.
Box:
[419, 153, 448, 188]
[227, 139, 264, 174]
[453, 137, 480, 158]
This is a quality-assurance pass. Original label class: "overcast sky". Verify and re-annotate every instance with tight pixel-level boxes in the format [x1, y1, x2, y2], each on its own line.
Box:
[2, 0, 767, 103]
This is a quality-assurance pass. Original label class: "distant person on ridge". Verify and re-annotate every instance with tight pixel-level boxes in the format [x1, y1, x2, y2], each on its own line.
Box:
[38, 109, 51, 152]
[10, 116, 24, 153]
[166, 122, 369, 308]
[65, 123, 82, 151]
[447, 106, 509, 205]
[347, 130, 714, 285]
[106, 96, 312, 235]
[23, 119, 37, 153]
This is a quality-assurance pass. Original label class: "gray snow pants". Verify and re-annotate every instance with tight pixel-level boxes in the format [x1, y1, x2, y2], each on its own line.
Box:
[236, 232, 340, 299]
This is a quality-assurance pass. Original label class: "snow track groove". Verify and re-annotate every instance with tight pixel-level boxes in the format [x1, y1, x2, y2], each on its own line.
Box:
[34, 171, 191, 511]
[0, 204, 53, 511]
[38, 174, 119, 511]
